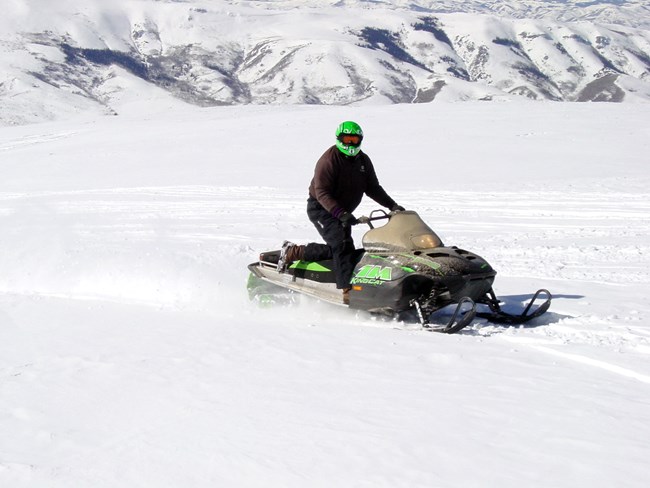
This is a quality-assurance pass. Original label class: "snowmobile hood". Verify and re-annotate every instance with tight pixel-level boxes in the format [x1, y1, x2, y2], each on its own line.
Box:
[362, 211, 444, 252]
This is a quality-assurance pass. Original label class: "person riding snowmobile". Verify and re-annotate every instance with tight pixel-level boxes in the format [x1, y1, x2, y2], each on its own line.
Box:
[278, 120, 404, 303]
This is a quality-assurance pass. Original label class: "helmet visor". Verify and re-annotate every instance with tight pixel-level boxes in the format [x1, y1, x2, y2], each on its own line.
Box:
[338, 134, 363, 147]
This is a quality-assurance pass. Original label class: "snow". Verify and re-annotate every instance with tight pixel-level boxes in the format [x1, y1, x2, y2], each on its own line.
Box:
[1, 100, 650, 487]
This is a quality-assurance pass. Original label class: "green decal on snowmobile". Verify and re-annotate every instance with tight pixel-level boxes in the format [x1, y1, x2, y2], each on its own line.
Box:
[289, 261, 332, 272]
[367, 254, 414, 274]
[351, 277, 386, 286]
[353, 265, 393, 282]
[399, 254, 444, 276]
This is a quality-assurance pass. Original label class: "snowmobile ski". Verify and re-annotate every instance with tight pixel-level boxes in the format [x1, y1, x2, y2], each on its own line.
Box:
[414, 296, 477, 334]
[476, 288, 552, 325]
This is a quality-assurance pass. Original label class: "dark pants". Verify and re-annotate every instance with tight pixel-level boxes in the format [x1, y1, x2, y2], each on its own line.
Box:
[304, 197, 355, 289]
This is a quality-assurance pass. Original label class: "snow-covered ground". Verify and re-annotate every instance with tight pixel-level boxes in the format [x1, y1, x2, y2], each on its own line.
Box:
[1, 101, 650, 487]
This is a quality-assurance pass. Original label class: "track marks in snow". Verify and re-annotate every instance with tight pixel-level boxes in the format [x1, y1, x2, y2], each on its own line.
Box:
[0, 131, 77, 152]
[0, 186, 291, 307]
[1, 185, 649, 341]
[414, 190, 650, 285]
[531, 346, 650, 385]
[497, 333, 650, 385]
[485, 318, 650, 385]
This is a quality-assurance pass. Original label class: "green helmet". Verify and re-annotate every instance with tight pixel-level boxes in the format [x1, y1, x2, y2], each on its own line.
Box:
[335, 121, 364, 157]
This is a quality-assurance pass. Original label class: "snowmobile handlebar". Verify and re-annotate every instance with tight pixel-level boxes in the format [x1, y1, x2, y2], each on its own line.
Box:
[356, 209, 392, 229]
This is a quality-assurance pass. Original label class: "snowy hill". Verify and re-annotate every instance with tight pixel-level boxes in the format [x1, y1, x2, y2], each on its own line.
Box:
[1, 100, 650, 487]
[1, 0, 650, 124]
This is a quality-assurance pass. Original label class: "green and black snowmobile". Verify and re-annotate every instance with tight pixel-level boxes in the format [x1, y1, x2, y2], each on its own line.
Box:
[247, 210, 551, 334]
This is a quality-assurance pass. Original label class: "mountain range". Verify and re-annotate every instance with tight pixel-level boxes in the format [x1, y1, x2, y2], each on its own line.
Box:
[1, 0, 649, 124]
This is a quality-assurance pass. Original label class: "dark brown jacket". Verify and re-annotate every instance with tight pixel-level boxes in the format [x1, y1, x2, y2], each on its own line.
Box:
[308, 146, 396, 216]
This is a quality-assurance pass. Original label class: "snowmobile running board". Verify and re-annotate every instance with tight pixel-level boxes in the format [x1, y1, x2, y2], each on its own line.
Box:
[476, 288, 552, 325]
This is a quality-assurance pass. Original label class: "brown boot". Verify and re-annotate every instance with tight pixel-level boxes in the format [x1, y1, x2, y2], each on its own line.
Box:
[342, 287, 351, 305]
[277, 241, 305, 272]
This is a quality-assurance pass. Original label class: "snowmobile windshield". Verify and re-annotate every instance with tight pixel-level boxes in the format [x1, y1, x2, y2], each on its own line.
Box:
[362, 211, 444, 252]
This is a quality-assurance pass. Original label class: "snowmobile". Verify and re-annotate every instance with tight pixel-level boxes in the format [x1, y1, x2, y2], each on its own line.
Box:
[247, 210, 551, 334]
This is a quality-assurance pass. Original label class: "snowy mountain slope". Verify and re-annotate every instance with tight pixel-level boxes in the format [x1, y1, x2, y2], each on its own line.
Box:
[231, 0, 650, 29]
[1, 102, 650, 487]
[1, 0, 649, 125]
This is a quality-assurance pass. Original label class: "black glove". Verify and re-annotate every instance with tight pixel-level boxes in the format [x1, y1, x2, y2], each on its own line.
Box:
[339, 211, 358, 227]
[391, 204, 405, 212]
